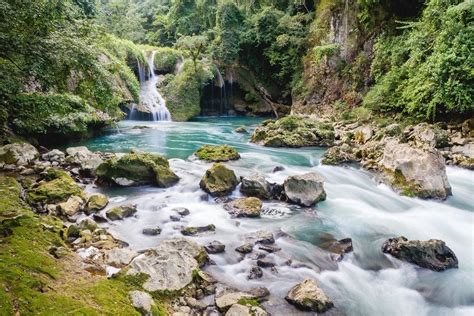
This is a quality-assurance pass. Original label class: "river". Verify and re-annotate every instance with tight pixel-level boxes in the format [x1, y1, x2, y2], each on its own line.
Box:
[77, 117, 474, 316]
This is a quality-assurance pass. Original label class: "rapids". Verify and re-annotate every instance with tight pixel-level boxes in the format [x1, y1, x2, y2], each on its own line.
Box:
[78, 117, 474, 315]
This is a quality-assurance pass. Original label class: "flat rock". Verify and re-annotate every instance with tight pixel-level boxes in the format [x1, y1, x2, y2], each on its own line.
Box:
[181, 224, 216, 236]
[235, 243, 253, 254]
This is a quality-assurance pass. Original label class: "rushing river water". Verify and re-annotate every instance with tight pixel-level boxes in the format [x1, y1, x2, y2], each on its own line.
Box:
[78, 117, 474, 316]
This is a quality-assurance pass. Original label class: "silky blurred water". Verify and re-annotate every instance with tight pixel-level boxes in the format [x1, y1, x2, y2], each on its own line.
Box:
[78, 117, 474, 315]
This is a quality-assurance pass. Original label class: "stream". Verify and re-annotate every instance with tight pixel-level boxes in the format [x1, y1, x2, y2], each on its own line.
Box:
[77, 117, 474, 316]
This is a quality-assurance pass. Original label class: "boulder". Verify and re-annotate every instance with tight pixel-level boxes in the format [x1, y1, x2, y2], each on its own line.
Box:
[127, 238, 207, 291]
[195, 144, 240, 162]
[0, 143, 39, 166]
[240, 174, 273, 199]
[181, 224, 216, 236]
[224, 197, 262, 218]
[129, 290, 156, 316]
[380, 140, 451, 199]
[248, 266, 263, 279]
[283, 172, 326, 207]
[58, 195, 84, 216]
[285, 279, 334, 313]
[205, 240, 225, 254]
[96, 151, 179, 188]
[354, 126, 374, 144]
[78, 217, 98, 232]
[405, 123, 449, 148]
[199, 163, 239, 197]
[381, 236, 458, 271]
[84, 193, 108, 214]
[142, 227, 161, 236]
[215, 288, 256, 312]
[106, 205, 137, 221]
[235, 243, 253, 254]
[65, 146, 103, 174]
[26, 169, 85, 204]
[41, 149, 65, 163]
[321, 144, 356, 166]
[225, 304, 268, 316]
[107, 248, 138, 267]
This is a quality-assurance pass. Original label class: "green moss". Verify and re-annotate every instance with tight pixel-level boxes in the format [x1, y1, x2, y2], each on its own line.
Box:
[26, 169, 84, 204]
[152, 47, 182, 73]
[237, 298, 260, 307]
[0, 176, 29, 221]
[199, 163, 239, 197]
[195, 145, 240, 162]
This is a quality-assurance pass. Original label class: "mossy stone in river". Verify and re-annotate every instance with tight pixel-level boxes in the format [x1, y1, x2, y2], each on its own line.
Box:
[199, 163, 239, 197]
[106, 205, 137, 221]
[84, 194, 109, 214]
[96, 151, 179, 188]
[195, 145, 240, 162]
[26, 169, 84, 204]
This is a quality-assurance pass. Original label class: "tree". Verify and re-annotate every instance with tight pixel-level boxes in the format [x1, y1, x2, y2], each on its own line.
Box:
[175, 35, 207, 73]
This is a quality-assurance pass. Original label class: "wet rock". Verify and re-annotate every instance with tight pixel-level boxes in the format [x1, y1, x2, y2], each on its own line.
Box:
[224, 197, 262, 218]
[257, 258, 275, 268]
[235, 126, 247, 134]
[181, 224, 216, 236]
[272, 165, 285, 172]
[240, 174, 273, 199]
[320, 238, 353, 261]
[248, 287, 270, 299]
[169, 214, 181, 222]
[65, 146, 103, 175]
[84, 193, 108, 214]
[258, 244, 281, 253]
[205, 240, 225, 254]
[92, 213, 108, 223]
[285, 279, 334, 313]
[245, 231, 275, 245]
[382, 236, 458, 271]
[380, 140, 452, 199]
[173, 207, 190, 216]
[96, 151, 179, 188]
[199, 163, 239, 197]
[283, 172, 326, 207]
[247, 266, 263, 279]
[58, 195, 84, 217]
[129, 290, 156, 316]
[0, 143, 39, 166]
[127, 238, 207, 291]
[235, 243, 253, 254]
[106, 204, 137, 221]
[107, 248, 138, 267]
[195, 144, 240, 162]
[225, 304, 268, 316]
[142, 227, 161, 236]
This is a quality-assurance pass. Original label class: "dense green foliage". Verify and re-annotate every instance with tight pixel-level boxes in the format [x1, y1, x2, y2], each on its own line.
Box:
[365, 0, 473, 120]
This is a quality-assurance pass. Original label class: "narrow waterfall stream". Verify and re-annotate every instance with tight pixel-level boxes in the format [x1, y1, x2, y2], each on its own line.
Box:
[78, 118, 474, 316]
[135, 51, 172, 121]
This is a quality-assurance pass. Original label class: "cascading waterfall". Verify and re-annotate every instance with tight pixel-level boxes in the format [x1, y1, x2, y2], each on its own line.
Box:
[136, 51, 171, 121]
[214, 65, 228, 115]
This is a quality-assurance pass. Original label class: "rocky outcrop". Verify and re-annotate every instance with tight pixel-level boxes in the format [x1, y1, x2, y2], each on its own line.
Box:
[251, 116, 335, 147]
[195, 145, 240, 162]
[382, 236, 458, 271]
[380, 140, 451, 199]
[285, 279, 334, 313]
[199, 163, 239, 196]
[224, 197, 262, 218]
[0, 143, 39, 166]
[283, 172, 326, 206]
[127, 238, 207, 291]
[96, 151, 179, 188]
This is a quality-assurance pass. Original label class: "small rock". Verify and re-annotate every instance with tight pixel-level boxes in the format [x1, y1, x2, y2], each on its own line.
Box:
[181, 224, 216, 236]
[245, 231, 275, 245]
[78, 218, 98, 232]
[257, 258, 275, 268]
[225, 304, 268, 316]
[235, 243, 253, 254]
[224, 197, 262, 218]
[248, 287, 270, 299]
[142, 227, 161, 236]
[234, 126, 247, 133]
[129, 290, 156, 316]
[215, 289, 255, 312]
[169, 215, 181, 222]
[173, 207, 190, 216]
[49, 246, 68, 259]
[247, 266, 263, 279]
[106, 204, 137, 221]
[185, 297, 207, 311]
[258, 244, 281, 253]
[205, 240, 225, 254]
[285, 279, 334, 313]
[84, 193, 109, 214]
[272, 166, 285, 173]
[58, 196, 84, 217]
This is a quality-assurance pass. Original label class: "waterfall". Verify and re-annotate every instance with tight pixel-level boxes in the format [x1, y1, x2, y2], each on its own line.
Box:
[214, 65, 228, 116]
[136, 51, 172, 122]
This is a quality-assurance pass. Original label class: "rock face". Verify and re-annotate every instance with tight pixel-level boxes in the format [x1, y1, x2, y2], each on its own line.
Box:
[84, 193, 108, 214]
[224, 197, 262, 218]
[251, 116, 335, 147]
[199, 163, 239, 196]
[283, 172, 326, 206]
[195, 145, 240, 162]
[240, 174, 273, 199]
[106, 205, 137, 220]
[127, 238, 206, 291]
[380, 140, 452, 199]
[65, 146, 103, 174]
[96, 151, 179, 188]
[285, 279, 334, 313]
[382, 236, 458, 271]
[0, 143, 39, 166]
[26, 169, 84, 204]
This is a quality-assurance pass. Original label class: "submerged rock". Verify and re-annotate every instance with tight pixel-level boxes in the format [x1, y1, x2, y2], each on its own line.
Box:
[106, 204, 137, 221]
[195, 144, 240, 162]
[0, 142, 39, 166]
[199, 163, 239, 197]
[380, 140, 452, 199]
[234, 126, 248, 133]
[247, 266, 263, 279]
[285, 279, 334, 313]
[96, 151, 179, 188]
[127, 238, 207, 291]
[283, 172, 326, 207]
[382, 236, 458, 271]
[224, 197, 262, 218]
[320, 238, 353, 261]
[84, 193, 108, 214]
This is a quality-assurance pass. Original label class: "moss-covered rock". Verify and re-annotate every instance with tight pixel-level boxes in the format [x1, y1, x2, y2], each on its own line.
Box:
[96, 151, 179, 188]
[195, 145, 240, 162]
[224, 197, 262, 218]
[26, 169, 85, 204]
[251, 116, 335, 147]
[181, 224, 216, 236]
[0, 142, 39, 166]
[106, 205, 138, 221]
[85, 193, 109, 214]
[0, 176, 29, 221]
[199, 163, 239, 197]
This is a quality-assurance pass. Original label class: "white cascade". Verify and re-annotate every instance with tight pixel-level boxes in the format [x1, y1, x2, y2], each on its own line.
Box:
[139, 51, 171, 121]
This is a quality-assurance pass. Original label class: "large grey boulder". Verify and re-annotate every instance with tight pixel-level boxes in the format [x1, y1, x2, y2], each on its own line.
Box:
[240, 173, 273, 199]
[382, 236, 458, 271]
[285, 279, 334, 313]
[41, 149, 65, 163]
[126, 238, 207, 291]
[283, 172, 326, 206]
[66, 146, 103, 174]
[380, 140, 452, 199]
[0, 143, 39, 166]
